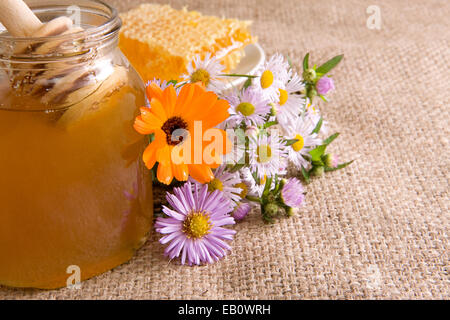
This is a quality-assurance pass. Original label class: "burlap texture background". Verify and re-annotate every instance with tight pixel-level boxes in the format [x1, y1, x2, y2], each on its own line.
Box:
[1, 0, 448, 299]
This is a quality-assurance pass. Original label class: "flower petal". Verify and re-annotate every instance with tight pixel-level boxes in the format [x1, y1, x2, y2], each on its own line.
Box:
[188, 164, 214, 184]
[150, 98, 168, 122]
[146, 82, 163, 101]
[157, 162, 173, 185]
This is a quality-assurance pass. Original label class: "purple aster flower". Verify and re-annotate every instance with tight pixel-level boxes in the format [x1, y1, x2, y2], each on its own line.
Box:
[331, 155, 339, 168]
[232, 202, 252, 221]
[316, 76, 335, 95]
[280, 178, 305, 209]
[322, 153, 339, 168]
[155, 182, 236, 265]
[324, 153, 339, 168]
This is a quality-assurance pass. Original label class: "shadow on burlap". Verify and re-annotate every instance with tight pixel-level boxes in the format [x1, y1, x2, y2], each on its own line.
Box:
[1, 0, 448, 299]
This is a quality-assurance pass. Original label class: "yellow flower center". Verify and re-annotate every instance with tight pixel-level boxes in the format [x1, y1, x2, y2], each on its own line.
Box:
[190, 69, 210, 86]
[279, 89, 288, 106]
[208, 178, 224, 192]
[260, 175, 267, 185]
[292, 134, 305, 152]
[182, 211, 212, 239]
[236, 102, 255, 116]
[234, 182, 248, 198]
[256, 144, 272, 163]
[260, 70, 274, 89]
[306, 103, 317, 114]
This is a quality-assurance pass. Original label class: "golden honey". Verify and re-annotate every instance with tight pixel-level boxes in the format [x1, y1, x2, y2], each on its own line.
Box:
[0, 1, 152, 289]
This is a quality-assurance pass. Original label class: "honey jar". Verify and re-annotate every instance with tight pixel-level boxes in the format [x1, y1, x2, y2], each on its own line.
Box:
[0, 0, 152, 289]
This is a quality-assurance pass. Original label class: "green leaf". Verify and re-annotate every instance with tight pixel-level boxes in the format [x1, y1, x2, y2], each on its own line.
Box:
[167, 80, 178, 86]
[273, 177, 282, 194]
[262, 176, 273, 197]
[312, 159, 324, 166]
[319, 94, 328, 102]
[311, 117, 323, 134]
[262, 120, 278, 129]
[316, 54, 343, 75]
[285, 138, 299, 146]
[243, 77, 253, 89]
[309, 145, 327, 162]
[246, 195, 262, 203]
[301, 167, 310, 183]
[303, 53, 310, 71]
[325, 160, 354, 172]
[148, 133, 155, 144]
[287, 55, 294, 70]
[229, 162, 245, 173]
[221, 74, 258, 78]
[323, 133, 340, 146]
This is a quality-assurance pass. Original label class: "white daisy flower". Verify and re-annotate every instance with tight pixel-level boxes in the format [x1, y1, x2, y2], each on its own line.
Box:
[189, 164, 242, 208]
[252, 53, 290, 103]
[284, 115, 322, 170]
[181, 52, 227, 92]
[248, 133, 288, 180]
[274, 72, 306, 127]
[225, 87, 271, 128]
[240, 167, 278, 197]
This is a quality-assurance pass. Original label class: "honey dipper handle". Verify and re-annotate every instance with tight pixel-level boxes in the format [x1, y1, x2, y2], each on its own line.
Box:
[0, 0, 43, 37]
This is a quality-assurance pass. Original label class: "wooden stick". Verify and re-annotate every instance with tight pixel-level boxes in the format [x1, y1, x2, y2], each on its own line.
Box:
[0, 0, 119, 112]
[0, 0, 42, 37]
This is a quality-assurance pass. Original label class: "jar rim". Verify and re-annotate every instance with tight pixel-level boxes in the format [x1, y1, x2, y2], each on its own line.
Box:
[0, 0, 121, 45]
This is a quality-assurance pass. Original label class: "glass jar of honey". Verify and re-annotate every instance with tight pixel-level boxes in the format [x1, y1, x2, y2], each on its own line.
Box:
[0, 0, 152, 289]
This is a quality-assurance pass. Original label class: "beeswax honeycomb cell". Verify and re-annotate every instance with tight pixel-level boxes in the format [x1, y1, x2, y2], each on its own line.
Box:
[119, 4, 254, 82]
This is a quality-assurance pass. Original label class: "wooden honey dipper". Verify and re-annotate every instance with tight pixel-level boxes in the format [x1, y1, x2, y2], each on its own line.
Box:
[0, 0, 127, 111]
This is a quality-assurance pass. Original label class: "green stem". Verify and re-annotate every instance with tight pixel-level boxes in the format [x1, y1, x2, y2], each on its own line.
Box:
[246, 195, 262, 203]
[221, 74, 258, 78]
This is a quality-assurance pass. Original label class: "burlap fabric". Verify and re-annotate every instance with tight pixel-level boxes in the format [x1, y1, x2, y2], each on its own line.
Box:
[1, 0, 448, 299]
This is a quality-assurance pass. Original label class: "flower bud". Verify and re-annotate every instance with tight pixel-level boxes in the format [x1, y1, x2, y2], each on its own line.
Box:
[310, 165, 324, 177]
[307, 88, 317, 100]
[316, 76, 335, 95]
[303, 68, 317, 82]
[233, 202, 252, 221]
[279, 178, 287, 190]
[285, 207, 295, 217]
[322, 153, 339, 168]
[263, 202, 279, 217]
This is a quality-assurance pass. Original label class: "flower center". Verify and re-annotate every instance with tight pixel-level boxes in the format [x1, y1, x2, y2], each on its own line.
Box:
[234, 182, 248, 198]
[236, 102, 255, 116]
[182, 211, 212, 239]
[260, 70, 274, 89]
[260, 175, 267, 185]
[208, 178, 224, 192]
[161, 116, 188, 146]
[292, 134, 305, 152]
[306, 103, 317, 114]
[190, 69, 210, 86]
[279, 89, 288, 106]
[256, 144, 272, 163]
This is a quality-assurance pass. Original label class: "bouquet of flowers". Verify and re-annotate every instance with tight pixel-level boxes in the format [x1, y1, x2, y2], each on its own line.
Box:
[133, 51, 352, 265]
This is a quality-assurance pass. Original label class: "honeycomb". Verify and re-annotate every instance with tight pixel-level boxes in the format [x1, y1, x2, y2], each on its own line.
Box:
[119, 4, 254, 82]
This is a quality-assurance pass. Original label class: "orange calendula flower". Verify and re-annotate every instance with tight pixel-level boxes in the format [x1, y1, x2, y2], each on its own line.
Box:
[134, 83, 231, 185]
